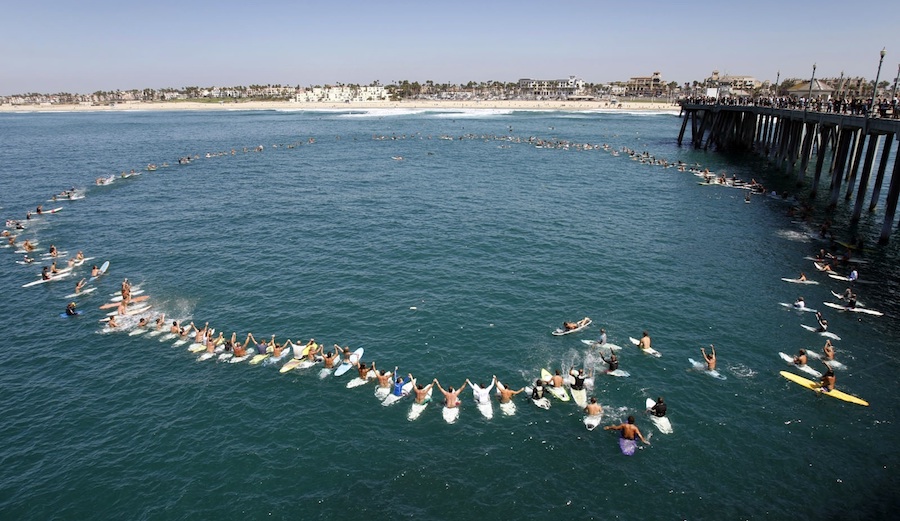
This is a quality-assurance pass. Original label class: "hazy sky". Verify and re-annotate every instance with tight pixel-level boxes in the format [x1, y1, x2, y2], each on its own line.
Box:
[1, 0, 898, 95]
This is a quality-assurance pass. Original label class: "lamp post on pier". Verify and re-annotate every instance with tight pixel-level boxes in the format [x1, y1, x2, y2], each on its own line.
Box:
[806, 63, 816, 111]
[869, 48, 886, 117]
[774, 70, 780, 97]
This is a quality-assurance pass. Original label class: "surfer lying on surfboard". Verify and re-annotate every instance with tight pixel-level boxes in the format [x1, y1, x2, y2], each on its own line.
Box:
[604, 416, 650, 445]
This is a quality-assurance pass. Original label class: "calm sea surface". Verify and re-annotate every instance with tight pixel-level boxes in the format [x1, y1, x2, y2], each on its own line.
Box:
[0, 109, 897, 520]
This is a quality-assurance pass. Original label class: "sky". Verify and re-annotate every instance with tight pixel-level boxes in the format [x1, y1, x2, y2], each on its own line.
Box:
[1, 0, 899, 95]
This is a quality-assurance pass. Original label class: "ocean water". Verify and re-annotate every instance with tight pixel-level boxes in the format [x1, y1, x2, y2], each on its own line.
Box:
[0, 109, 898, 520]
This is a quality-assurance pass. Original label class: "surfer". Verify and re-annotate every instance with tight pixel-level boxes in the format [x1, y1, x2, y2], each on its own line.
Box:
[391, 372, 413, 397]
[799, 272, 807, 282]
[820, 364, 836, 392]
[823, 340, 835, 361]
[847, 293, 858, 308]
[154, 314, 166, 331]
[815, 312, 828, 332]
[90, 265, 100, 277]
[497, 381, 524, 404]
[648, 397, 667, 417]
[701, 345, 717, 371]
[354, 360, 375, 380]
[322, 346, 340, 369]
[65, 302, 78, 316]
[107, 315, 119, 328]
[849, 269, 858, 282]
[48, 244, 58, 257]
[376, 367, 394, 393]
[569, 368, 590, 389]
[434, 379, 467, 408]
[531, 379, 546, 401]
[604, 416, 650, 445]
[793, 349, 808, 366]
[601, 351, 619, 372]
[563, 317, 590, 331]
[549, 370, 565, 389]
[793, 297, 806, 309]
[413, 380, 435, 405]
[41, 266, 51, 280]
[597, 328, 607, 346]
[638, 331, 652, 351]
[585, 396, 602, 416]
[467, 376, 496, 404]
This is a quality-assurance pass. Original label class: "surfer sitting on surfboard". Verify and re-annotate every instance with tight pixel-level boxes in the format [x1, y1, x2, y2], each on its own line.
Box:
[65, 302, 78, 316]
[701, 345, 716, 371]
[601, 352, 619, 372]
[815, 312, 828, 332]
[604, 416, 650, 445]
[434, 379, 467, 408]
[585, 397, 602, 416]
[638, 331, 652, 351]
[531, 380, 546, 400]
[413, 380, 435, 405]
[497, 381, 524, 404]
[820, 364, 836, 392]
[793, 350, 808, 366]
[648, 397, 667, 417]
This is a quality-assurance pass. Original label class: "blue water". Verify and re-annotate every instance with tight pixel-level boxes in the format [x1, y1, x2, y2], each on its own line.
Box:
[1, 109, 898, 520]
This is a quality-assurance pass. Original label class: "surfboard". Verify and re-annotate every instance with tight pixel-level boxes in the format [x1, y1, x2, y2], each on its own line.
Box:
[805, 351, 847, 370]
[59, 311, 82, 318]
[580, 339, 623, 351]
[23, 272, 71, 287]
[188, 342, 207, 353]
[280, 358, 303, 373]
[128, 328, 148, 336]
[779, 302, 818, 313]
[64, 287, 97, 298]
[799, 324, 841, 341]
[541, 369, 570, 401]
[779, 371, 869, 406]
[778, 352, 822, 378]
[249, 352, 270, 365]
[197, 352, 216, 362]
[346, 369, 377, 388]
[89, 260, 110, 281]
[383, 378, 415, 407]
[495, 383, 517, 416]
[822, 301, 883, 316]
[584, 414, 602, 431]
[217, 352, 233, 362]
[551, 318, 592, 336]
[628, 337, 662, 357]
[781, 277, 819, 285]
[688, 358, 727, 380]
[570, 388, 587, 408]
[646, 398, 673, 434]
[109, 290, 145, 303]
[619, 437, 637, 456]
[442, 405, 460, 424]
[229, 352, 253, 363]
[476, 399, 494, 420]
[334, 348, 363, 377]
[146, 329, 165, 337]
[408, 387, 433, 421]
[605, 369, 630, 377]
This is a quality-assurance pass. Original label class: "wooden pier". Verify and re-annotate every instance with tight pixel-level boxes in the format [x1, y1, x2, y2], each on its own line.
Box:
[678, 103, 900, 244]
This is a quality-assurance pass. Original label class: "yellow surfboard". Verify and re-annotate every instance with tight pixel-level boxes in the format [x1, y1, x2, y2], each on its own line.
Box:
[779, 371, 869, 406]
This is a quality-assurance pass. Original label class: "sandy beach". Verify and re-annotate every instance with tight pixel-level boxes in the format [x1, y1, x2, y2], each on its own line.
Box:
[0, 99, 680, 113]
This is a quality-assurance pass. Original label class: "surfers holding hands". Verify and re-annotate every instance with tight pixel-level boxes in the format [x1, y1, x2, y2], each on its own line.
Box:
[434, 378, 467, 408]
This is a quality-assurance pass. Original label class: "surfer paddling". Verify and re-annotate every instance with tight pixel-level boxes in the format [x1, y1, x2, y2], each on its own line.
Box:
[820, 363, 836, 392]
[701, 345, 716, 371]
[563, 317, 591, 331]
[413, 380, 435, 405]
[585, 396, 602, 416]
[604, 416, 650, 445]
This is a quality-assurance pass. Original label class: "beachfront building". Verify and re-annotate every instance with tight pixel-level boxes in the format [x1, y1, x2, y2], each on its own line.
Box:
[786, 79, 834, 99]
[624, 72, 663, 96]
[295, 85, 389, 103]
[517, 76, 587, 99]
[702, 71, 761, 96]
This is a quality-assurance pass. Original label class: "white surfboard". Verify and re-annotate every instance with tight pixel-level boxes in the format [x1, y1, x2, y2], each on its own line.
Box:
[442, 405, 460, 424]
[779, 302, 818, 313]
[800, 324, 841, 341]
[583, 414, 602, 431]
[646, 398, 673, 434]
[382, 378, 415, 407]
[781, 277, 819, 285]
[778, 352, 822, 378]
[628, 337, 662, 357]
[408, 387, 433, 421]
[823, 301, 883, 316]
[688, 357, 727, 380]
[580, 339, 623, 351]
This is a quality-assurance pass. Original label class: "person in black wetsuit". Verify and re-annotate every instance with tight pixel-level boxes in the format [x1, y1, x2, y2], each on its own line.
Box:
[649, 397, 667, 417]
[601, 351, 619, 372]
[65, 302, 78, 316]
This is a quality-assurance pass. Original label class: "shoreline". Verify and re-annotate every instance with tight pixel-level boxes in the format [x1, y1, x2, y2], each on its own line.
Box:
[0, 99, 680, 113]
